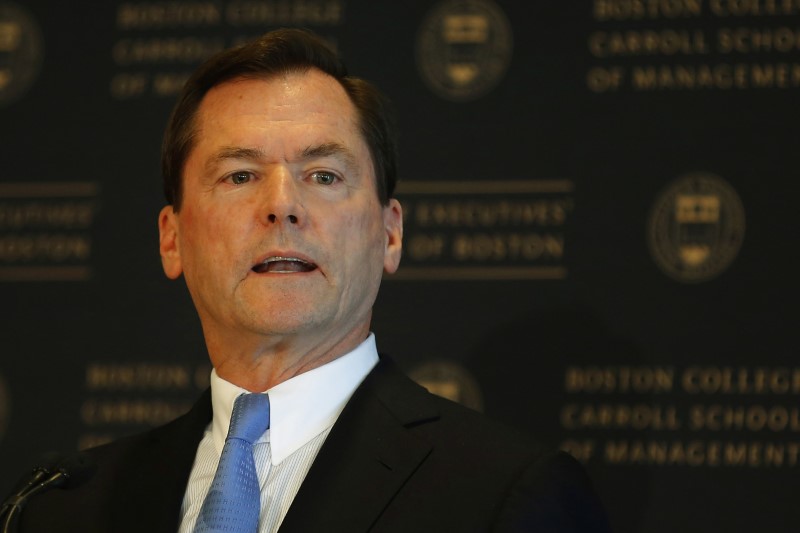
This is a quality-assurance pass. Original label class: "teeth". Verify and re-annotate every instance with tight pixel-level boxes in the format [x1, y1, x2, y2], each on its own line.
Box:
[263, 256, 309, 265]
[252, 256, 315, 274]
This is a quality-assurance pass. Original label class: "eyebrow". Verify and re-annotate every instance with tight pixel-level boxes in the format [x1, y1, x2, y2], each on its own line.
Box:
[204, 142, 359, 173]
[205, 147, 266, 174]
[300, 142, 359, 170]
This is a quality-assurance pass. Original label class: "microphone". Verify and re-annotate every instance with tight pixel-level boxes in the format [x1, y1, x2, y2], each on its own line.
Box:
[3, 451, 62, 501]
[0, 452, 96, 533]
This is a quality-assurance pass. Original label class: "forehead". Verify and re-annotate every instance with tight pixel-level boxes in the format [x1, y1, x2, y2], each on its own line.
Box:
[192, 70, 363, 152]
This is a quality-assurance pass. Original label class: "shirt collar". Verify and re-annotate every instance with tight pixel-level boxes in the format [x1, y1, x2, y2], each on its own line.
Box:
[209, 333, 379, 465]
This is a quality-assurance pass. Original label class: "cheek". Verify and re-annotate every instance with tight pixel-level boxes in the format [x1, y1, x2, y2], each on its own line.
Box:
[180, 207, 235, 268]
[343, 210, 387, 263]
[180, 211, 205, 260]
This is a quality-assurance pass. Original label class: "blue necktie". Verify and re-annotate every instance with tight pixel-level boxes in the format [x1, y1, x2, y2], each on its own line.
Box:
[195, 393, 270, 533]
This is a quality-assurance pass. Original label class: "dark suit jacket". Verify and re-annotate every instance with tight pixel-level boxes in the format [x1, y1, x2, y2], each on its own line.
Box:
[17, 358, 609, 532]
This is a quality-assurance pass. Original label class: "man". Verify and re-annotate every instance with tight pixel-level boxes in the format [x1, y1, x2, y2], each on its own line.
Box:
[15, 29, 609, 532]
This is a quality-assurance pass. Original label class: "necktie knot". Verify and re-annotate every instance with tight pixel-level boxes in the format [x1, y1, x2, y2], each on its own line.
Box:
[228, 393, 270, 444]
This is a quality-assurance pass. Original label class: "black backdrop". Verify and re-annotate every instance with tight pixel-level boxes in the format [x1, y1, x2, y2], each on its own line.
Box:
[2, 1, 800, 532]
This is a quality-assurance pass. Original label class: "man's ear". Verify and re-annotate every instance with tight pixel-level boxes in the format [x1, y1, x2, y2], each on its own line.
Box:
[383, 198, 403, 274]
[158, 205, 183, 279]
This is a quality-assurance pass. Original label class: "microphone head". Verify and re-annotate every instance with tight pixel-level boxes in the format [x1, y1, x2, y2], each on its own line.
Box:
[0, 451, 97, 521]
[2, 451, 69, 510]
[7, 451, 64, 494]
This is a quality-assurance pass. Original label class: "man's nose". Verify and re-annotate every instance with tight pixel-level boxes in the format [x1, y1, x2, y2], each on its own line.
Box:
[260, 167, 304, 226]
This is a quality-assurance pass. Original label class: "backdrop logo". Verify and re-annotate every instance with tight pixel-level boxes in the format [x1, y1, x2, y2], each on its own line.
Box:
[409, 360, 484, 412]
[648, 173, 745, 283]
[0, 2, 43, 106]
[0, 373, 8, 443]
[416, 0, 513, 102]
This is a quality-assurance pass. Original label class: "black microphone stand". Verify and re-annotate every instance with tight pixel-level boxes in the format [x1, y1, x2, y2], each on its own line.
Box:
[0, 469, 70, 533]
[0, 452, 95, 533]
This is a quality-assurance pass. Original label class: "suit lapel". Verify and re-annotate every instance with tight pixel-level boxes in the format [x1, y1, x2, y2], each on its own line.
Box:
[109, 389, 212, 533]
[278, 358, 438, 533]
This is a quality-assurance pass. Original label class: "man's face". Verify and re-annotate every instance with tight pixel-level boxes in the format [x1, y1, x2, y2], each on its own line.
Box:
[158, 70, 402, 355]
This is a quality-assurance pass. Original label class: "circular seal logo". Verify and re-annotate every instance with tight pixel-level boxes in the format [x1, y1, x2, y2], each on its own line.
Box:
[0, 2, 44, 106]
[416, 0, 513, 102]
[648, 172, 745, 283]
[409, 360, 484, 411]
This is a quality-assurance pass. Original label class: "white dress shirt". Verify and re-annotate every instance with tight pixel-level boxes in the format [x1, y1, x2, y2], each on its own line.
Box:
[178, 334, 380, 533]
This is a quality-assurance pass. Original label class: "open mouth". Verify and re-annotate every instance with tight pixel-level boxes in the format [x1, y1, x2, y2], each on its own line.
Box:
[252, 256, 317, 274]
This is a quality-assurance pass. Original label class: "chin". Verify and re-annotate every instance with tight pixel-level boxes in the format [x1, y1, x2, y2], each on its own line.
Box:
[246, 306, 327, 334]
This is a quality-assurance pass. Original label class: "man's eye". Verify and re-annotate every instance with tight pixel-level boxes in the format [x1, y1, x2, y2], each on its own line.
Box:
[227, 171, 252, 185]
[311, 171, 337, 185]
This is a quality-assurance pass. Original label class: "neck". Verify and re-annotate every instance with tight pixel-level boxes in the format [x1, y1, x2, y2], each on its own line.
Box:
[204, 323, 371, 391]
